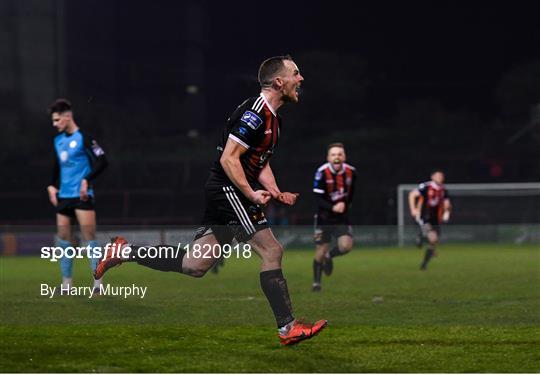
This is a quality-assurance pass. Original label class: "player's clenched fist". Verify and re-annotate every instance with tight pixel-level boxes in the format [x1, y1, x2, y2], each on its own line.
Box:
[277, 192, 299, 206]
[250, 190, 272, 205]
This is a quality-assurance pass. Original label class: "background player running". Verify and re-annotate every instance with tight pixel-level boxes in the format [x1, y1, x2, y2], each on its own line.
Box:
[408, 170, 452, 270]
[47, 98, 108, 293]
[312, 143, 356, 291]
[94, 56, 327, 345]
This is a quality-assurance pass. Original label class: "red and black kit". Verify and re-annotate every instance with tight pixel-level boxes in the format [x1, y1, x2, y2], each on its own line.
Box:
[312, 162, 356, 244]
[416, 181, 450, 226]
[197, 93, 281, 243]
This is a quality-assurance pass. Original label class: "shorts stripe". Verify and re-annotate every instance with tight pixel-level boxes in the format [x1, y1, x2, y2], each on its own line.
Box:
[226, 186, 256, 234]
[223, 187, 255, 234]
[223, 187, 252, 233]
[227, 187, 257, 234]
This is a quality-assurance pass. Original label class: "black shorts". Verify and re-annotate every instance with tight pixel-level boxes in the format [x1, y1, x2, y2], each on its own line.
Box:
[193, 185, 269, 244]
[416, 218, 441, 237]
[56, 197, 95, 218]
[314, 212, 352, 245]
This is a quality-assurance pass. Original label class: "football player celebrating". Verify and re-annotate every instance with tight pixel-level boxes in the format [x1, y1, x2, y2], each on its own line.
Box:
[312, 143, 356, 291]
[408, 170, 452, 270]
[94, 56, 327, 345]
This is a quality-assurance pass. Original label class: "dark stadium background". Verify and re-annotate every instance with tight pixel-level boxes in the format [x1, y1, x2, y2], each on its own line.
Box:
[1, 1, 539, 225]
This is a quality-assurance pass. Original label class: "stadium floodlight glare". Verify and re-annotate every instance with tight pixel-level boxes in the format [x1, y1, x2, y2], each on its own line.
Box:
[397, 182, 540, 247]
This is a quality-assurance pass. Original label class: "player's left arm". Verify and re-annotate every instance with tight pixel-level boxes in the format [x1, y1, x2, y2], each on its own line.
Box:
[258, 163, 299, 206]
[82, 135, 108, 181]
[442, 190, 452, 222]
[81, 134, 109, 200]
[346, 168, 357, 209]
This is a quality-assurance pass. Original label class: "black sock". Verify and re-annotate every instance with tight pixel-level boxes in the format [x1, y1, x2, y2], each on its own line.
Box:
[313, 260, 323, 284]
[129, 245, 185, 273]
[260, 269, 294, 328]
[421, 247, 435, 268]
[329, 246, 344, 258]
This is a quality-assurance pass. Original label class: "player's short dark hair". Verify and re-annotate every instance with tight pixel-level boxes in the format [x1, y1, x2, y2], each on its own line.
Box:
[327, 142, 345, 151]
[258, 55, 293, 87]
[431, 169, 444, 176]
[49, 98, 72, 115]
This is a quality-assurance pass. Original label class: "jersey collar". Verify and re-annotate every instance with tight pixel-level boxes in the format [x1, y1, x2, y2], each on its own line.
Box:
[328, 162, 345, 175]
[260, 92, 277, 117]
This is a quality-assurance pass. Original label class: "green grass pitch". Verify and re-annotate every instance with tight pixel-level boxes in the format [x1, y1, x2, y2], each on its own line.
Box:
[1, 243, 539, 372]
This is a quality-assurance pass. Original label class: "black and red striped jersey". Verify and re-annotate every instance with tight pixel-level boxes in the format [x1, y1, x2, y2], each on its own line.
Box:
[313, 162, 356, 215]
[417, 181, 450, 223]
[209, 93, 281, 188]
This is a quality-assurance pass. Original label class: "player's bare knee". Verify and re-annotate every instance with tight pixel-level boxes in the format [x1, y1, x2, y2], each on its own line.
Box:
[191, 269, 208, 278]
[183, 265, 209, 278]
[338, 236, 353, 253]
[315, 244, 328, 262]
[339, 244, 353, 254]
[261, 242, 284, 264]
[427, 231, 438, 244]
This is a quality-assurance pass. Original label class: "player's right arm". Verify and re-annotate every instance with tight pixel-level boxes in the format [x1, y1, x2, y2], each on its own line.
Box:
[47, 149, 59, 207]
[442, 189, 452, 222]
[313, 168, 335, 211]
[408, 188, 421, 219]
[220, 138, 271, 205]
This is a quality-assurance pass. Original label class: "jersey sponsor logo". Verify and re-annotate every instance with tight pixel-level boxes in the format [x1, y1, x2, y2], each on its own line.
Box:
[264, 129, 272, 134]
[240, 111, 263, 130]
[427, 188, 443, 207]
[60, 151, 68, 162]
[315, 171, 322, 181]
[69, 140, 77, 148]
[238, 127, 248, 136]
[428, 198, 440, 206]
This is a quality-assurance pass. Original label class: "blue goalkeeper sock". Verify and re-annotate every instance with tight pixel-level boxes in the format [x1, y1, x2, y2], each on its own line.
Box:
[56, 237, 73, 279]
[86, 240, 100, 273]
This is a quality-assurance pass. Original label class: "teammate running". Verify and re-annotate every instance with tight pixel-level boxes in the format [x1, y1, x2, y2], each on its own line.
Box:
[408, 170, 451, 270]
[312, 143, 356, 291]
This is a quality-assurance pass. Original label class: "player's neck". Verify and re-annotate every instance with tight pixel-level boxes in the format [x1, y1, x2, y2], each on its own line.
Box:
[261, 89, 283, 112]
[329, 163, 343, 173]
[65, 122, 79, 135]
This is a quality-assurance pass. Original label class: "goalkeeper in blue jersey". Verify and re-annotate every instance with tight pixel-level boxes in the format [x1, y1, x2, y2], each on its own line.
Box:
[46, 99, 108, 294]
